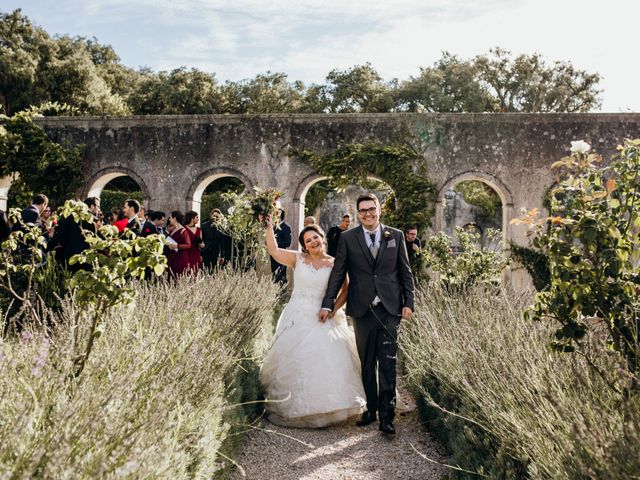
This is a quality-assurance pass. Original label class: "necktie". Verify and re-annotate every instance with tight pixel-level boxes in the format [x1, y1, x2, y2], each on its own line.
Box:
[369, 232, 378, 258]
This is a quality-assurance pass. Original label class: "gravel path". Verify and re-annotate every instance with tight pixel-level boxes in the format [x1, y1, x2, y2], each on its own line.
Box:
[226, 389, 448, 480]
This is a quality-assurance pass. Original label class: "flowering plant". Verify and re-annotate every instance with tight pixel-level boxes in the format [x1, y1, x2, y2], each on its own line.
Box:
[383, 230, 393, 241]
[249, 186, 283, 226]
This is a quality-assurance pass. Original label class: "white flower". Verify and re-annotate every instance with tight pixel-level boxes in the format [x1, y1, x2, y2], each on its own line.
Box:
[570, 140, 591, 154]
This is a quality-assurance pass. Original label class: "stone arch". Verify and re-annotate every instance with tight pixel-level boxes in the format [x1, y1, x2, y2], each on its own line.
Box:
[435, 170, 514, 247]
[292, 173, 394, 247]
[85, 167, 151, 205]
[187, 168, 253, 219]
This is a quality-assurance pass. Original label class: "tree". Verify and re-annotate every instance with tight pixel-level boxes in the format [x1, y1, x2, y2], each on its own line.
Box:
[395, 53, 492, 112]
[475, 48, 602, 112]
[219, 71, 307, 114]
[0, 108, 85, 207]
[127, 67, 221, 114]
[0, 9, 56, 114]
[323, 63, 393, 113]
[0, 10, 130, 115]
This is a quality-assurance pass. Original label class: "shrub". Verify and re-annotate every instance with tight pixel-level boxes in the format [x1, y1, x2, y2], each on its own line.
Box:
[0, 270, 279, 478]
[402, 285, 636, 479]
[513, 139, 640, 368]
[422, 226, 507, 290]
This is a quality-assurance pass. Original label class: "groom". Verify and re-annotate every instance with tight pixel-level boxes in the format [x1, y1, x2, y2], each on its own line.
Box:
[319, 193, 414, 435]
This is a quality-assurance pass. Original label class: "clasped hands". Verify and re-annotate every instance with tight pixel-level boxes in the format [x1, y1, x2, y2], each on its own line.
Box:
[318, 306, 413, 323]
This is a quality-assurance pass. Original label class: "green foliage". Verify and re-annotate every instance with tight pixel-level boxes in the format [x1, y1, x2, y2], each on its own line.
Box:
[0, 108, 85, 208]
[0, 208, 49, 329]
[0, 11, 602, 116]
[56, 200, 167, 376]
[454, 180, 502, 221]
[395, 52, 493, 112]
[99, 189, 144, 215]
[423, 226, 507, 290]
[291, 142, 437, 232]
[403, 285, 639, 479]
[0, 271, 280, 478]
[474, 47, 602, 112]
[509, 243, 550, 291]
[304, 181, 332, 217]
[0, 10, 129, 115]
[128, 67, 222, 115]
[200, 177, 245, 220]
[212, 187, 281, 270]
[514, 140, 640, 368]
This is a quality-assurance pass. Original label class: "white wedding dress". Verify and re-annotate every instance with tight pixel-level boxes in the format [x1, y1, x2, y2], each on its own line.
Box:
[260, 253, 366, 428]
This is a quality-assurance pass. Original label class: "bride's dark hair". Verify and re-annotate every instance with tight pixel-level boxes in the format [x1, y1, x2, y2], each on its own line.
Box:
[298, 224, 326, 254]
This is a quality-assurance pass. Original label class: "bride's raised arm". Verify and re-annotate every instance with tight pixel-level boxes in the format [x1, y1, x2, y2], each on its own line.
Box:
[263, 215, 297, 268]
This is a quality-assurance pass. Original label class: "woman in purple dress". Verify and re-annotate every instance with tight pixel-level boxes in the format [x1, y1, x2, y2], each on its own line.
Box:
[167, 211, 191, 277]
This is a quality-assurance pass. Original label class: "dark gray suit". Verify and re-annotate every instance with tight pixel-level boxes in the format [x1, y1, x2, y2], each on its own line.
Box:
[322, 224, 414, 423]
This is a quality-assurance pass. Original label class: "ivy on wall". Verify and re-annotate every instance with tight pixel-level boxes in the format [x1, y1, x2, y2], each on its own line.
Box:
[290, 142, 437, 232]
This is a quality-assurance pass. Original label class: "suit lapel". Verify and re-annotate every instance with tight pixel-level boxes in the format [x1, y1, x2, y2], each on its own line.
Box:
[374, 224, 389, 267]
[355, 226, 375, 266]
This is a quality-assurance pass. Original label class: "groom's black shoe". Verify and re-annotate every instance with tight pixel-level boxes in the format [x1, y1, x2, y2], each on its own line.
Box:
[379, 421, 396, 435]
[356, 410, 377, 427]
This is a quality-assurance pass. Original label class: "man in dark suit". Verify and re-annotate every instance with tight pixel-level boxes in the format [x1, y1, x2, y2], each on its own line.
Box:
[20, 193, 48, 229]
[49, 197, 100, 271]
[319, 193, 414, 436]
[201, 209, 232, 269]
[326, 214, 351, 257]
[122, 199, 155, 237]
[270, 209, 291, 285]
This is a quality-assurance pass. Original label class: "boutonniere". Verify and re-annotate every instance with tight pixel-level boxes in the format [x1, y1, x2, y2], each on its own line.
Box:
[383, 230, 393, 241]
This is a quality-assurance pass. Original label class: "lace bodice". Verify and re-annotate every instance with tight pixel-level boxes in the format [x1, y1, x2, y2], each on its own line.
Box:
[290, 253, 332, 301]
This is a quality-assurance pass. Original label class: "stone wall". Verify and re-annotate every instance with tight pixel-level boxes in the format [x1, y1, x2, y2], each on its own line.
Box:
[14, 112, 640, 286]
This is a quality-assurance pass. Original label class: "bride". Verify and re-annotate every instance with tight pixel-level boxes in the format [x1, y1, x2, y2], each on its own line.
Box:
[260, 218, 365, 428]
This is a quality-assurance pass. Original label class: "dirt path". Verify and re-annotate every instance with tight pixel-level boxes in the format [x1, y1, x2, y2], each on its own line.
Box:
[226, 390, 448, 480]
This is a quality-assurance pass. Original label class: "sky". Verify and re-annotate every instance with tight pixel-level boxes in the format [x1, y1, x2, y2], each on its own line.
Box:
[4, 0, 639, 112]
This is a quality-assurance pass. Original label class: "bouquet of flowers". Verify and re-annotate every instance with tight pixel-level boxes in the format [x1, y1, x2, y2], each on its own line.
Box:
[250, 186, 283, 227]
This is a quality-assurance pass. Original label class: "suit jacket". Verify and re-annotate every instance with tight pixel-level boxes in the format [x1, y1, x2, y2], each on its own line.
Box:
[21, 205, 41, 226]
[48, 214, 97, 263]
[126, 217, 142, 235]
[140, 220, 159, 237]
[201, 220, 231, 265]
[321, 224, 414, 318]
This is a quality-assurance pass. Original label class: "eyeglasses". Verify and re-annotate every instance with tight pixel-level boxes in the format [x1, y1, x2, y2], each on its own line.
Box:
[357, 207, 378, 216]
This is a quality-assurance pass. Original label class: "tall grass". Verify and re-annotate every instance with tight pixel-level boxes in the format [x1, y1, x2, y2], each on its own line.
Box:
[0, 270, 279, 478]
[402, 285, 638, 479]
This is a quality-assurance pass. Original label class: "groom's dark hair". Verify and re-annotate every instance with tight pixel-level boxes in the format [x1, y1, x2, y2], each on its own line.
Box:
[298, 224, 326, 254]
[356, 193, 379, 209]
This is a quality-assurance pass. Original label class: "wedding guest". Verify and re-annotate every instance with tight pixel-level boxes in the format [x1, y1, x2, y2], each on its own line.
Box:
[326, 214, 351, 257]
[0, 209, 10, 242]
[103, 210, 115, 226]
[303, 215, 316, 227]
[49, 197, 100, 271]
[201, 208, 232, 269]
[184, 210, 203, 273]
[40, 205, 58, 239]
[149, 210, 166, 235]
[112, 207, 128, 233]
[270, 209, 292, 285]
[20, 193, 48, 229]
[166, 210, 191, 277]
[123, 199, 142, 235]
[404, 226, 422, 266]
